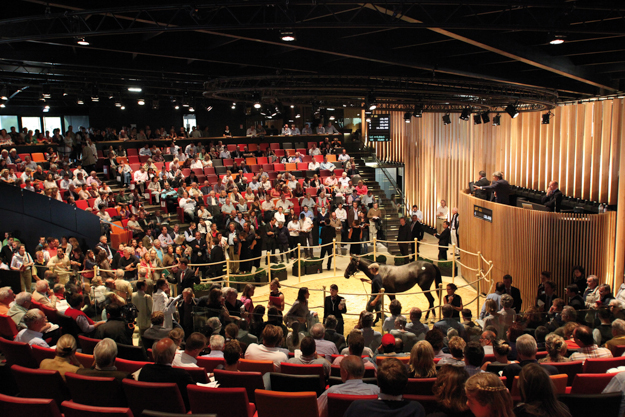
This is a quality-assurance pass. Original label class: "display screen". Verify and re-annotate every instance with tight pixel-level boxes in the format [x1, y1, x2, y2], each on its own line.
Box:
[473, 205, 493, 223]
[367, 114, 390, 142]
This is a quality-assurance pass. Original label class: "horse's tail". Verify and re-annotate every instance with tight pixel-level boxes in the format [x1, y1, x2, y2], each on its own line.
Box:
[433, 265, 443, 297]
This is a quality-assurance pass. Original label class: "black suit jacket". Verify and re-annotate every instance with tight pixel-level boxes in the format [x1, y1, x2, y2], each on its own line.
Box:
[397, 223, 412, 243]
[483, 179, 511, 204]
[177, 267, 199, 294]
[538, 292, 557, 311]
[437, 228, 451, 247]
[474, 177, 491, 200]
[541, 189, 563, 212]
[504, 286, 523, 313]
[410, 221, 424, 241]
[138, 364, 195, 410]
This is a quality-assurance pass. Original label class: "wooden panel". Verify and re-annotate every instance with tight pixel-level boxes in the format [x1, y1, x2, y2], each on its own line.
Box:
[458, 192, 617, 306]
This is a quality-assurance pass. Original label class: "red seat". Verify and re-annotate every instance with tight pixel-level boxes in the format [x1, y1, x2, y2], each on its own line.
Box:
[280, 362, 325, 392]
[139, 155, 149, 163]
[275, 149, 285, 157]
[257, 157, 268, 165]
[0, 392, 63, 417]
[583, 356, 625, 373]
[128, 156, 140, 164]
[568, 373, 616, 394]
[327, 394, 378, 417]
[192, 168, 204, 177]
[127, 148, 138, 156]
[154, 162, 164, 171]
[237, 359, 275, 373]
[75, 200, 89, 210]
[270, 143, 281, 150]
[314, 155, 323, 163]
[114, 358, 151, 374]
[65, 372, 127, 407]
[129, 163, 141, 171]
[37, 303, 60, 324]
[235, 158, 244, 165]
[0, 314, 19, 339]
[122, 379, 186, 416]
[302, 155, 313, 163]
[262, 164, 274, 172]
[213, 369, 265, 403]
[31, 345, 56, 365]
[251, 165, 260, 173]
[255, 389, 318, 417]
[223, 159, 234, 167]
[175, 366, 208, 384]
[274, 163, 286, 171]
[61, 401, 133, 417]
[404, 377, 437, 395]
[181, 168, 191, 177]
[188, 386, 256, 417]
[75, 352, 95, 369]
[0, 337, 38, 368]
[286, 149, 296, 157]
[297, 163, 308, 170]
[11, 364, 70, 407]
[541, 361, 583, 386]
[204, 167, 215, 176]
[227, 144, 237, 152]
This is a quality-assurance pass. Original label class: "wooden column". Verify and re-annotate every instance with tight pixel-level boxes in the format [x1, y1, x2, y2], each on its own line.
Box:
[614, 103, 625, 289]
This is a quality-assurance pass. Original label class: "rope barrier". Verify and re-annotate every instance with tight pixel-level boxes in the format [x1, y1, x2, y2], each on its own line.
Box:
[455, 259, 479, 272]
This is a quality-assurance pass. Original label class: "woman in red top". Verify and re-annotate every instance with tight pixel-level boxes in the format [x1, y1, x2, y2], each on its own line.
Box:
[356, 180, 368, 195]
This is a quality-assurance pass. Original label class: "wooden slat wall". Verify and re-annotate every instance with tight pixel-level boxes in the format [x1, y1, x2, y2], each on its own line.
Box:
[366, 101, 625, 229]
[458, 192, 617, 308]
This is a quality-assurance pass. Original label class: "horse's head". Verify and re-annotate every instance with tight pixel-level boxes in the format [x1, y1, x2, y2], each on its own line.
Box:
[344, 256, 359, 279]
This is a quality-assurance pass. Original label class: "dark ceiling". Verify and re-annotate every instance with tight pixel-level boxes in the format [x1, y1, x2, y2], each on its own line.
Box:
[1, 1, 624, 113]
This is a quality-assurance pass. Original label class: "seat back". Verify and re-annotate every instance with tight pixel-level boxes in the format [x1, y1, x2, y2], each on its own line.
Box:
[31, 345, 56, 365]
[270, 372, 325, 395]
[75, 352, 95, 369]
[65, 372, 127, 407]
[122, 379, 186, 416]
[404, 377, 437, 395]
[237, 358, 275, 373]
[116, 343, 148, 361]
[11, 364, 70, 406]
[38, 303, 59, 324]
[175, 366, 208, 384]
[403, 394, 439, 415]
[61, 401, 132, 417]
[327, 394, 378, 417]
[582, 356, 625, 373]
[114, 358, 151, 373]
[0, 392, 63, 417]
[78, 334, 101, 355]
[558, 392, 622, 417]
[0, 314, 19, 339]
[280, 363, 325, 392]
[376, 355, 409, 366]
[188, 386, 253, 417]
[611, 345, 625, 357]
[214, 369, 264, 403]
[255, 389, 318, 417]
[0, 337, 38, 368]
[541, 361, 583, 386]
[512, 374, 568, 398]
[570, 373, 616, 394]
[196, 356, 226, 372]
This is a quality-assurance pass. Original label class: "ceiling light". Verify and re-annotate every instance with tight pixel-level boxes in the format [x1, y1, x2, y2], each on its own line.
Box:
[473, 114, 482, 125]
[290, 105, 295, 109]
[0, 86, 7, 100]
[404, 112, 412, 123]
[365, 116, 372, 123]
[138, 99, 145, 105]
[459, 108, 471, 121]
[281, 31, 295, 42]
[442, 114, 451, 125]
[413, 104, 423, 118]
[115, 102, 121, 107]
[550, 34, 566, 45]
[367, 93, 377, 111]
[505, 104, 519, 118]
[295, 113, 301, 118]
[43, 105, 50, 113]
[327, 107, 335, 111]
[77, 99, 84, 105]
[128, 87, 142, 93]
[493, 114, 501, 126]
[77, 38, 89, 46]
[120, 106, 126, 110]
[183, 103, 190, 107]
[91, 97, 99, 102]
[329, 115, 335, 120]
[189, 107, 195, 112]
[207, 106, 213, 112]
[152, 99, 160, 110]
[175, 105, 180, 110]
[231, 103, 236, 109]
[481, 112, 490, 124]
[542, 111, 553, 124]
[0, 104, 5, 108]
[254, 102, 261, 109]
[42, 84, 51, 99]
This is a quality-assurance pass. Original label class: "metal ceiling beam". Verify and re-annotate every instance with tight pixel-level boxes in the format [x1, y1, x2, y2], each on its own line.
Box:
[363, 3, 618, 92]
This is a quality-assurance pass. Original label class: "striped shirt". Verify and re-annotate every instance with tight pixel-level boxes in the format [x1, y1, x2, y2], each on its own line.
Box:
[569, 345, 613, 362]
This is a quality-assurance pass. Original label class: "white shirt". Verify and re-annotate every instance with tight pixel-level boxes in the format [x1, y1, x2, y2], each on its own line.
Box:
[338, 153, 350, 162]
[308, 162, 320, 170]
[179, 198, 196, 212]
[134, 171, 149, 183]
[287, 220, 300, 237]
[172, 350, 199, 368]
[299, 217, 313, 233]
[244, 343, 288, 372]
[274, 212, 285, 223]
[408, 209, 423, 222]
[338, 177, 351, 188]
[436, 205, 449, 219]
[139, 148, 152, 156]
[335, 208, 347, 221]
[15, 328, 49, 348]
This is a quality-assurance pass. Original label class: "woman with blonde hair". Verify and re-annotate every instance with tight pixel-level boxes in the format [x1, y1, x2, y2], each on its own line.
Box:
[168, 327, 185, 348]
[465, 372, 514, 417]
[431, 365, 472, 417]
[39, 334, 83, 380]
[538, 333, 570, 363]
[408, 340, 437, 378]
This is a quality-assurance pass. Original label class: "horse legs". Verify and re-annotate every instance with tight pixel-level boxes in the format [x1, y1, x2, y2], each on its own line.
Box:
[424, 292, 436, 319]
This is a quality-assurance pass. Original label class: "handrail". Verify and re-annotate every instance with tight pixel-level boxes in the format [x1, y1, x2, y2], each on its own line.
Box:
[369, 152, 407, 214]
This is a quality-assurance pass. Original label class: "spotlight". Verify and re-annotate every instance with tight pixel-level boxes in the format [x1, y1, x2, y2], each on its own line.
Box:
[77, 99, 84, 105]
[329, 115, 335, 121]
[459, 108, 471, 121]
[290, 105, 295, 109]
[189, 107, 195, 112]
[43, 105, 50, 112]
[152, 99, 159, 110]
[365, 116, 372, 123]
[367, 93, 377, 111]
[42, 84, 51, 99]
[206, 106, 213, 112]
[280, 31, 295, 42]
[473, 114, 482, 125]
[492, 114, 501, 126]
[231, 103, 236, 109]
[252, 92, 261, 108]
[505, 104, 519, 118]
[413, 104, 423, 118]
[77, 38, 89, 46]
[542, 111, 553, 124]
[115, 102, 121, 107]
[0, 103, 5, 108]
[295, 114, 301, 118]
[254, 102, 261, 109]
[404, 112, 412, 123]
[91, 96, 99, 102]
[0, 86, 7, 100]
[138, 99, 145, 106]
[120, 105, 126, 110]
[550, 34, 566, 45]
[127, 87, 142, 93]
[481, 112, 490, 124]
[442, 114, 451, 125]
[174, 105, 180, 110]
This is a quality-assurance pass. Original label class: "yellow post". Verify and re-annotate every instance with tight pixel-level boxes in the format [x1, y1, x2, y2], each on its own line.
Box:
[373, 237, 377, 262]
[226, 258, 230, 288]
[476, 251, 482, 316]
[93, 265, 99, 281]
[414, 238, 418, 260]
[438, 283, 443, 318]
[267, 257, 272, 283]
[451, 243, 456, 284]
[333, 238, 337, 277]
[323, 285, 327, 305]
[297, 243, 302, 283]
[380, 293, 385, 334]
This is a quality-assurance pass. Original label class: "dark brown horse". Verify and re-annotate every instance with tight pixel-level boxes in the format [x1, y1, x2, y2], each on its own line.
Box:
[344, 256, 442, 318]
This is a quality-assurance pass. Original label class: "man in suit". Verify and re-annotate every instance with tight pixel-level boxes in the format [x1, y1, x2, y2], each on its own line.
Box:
[176, 258, 199, 295]
[473, 171, 491, 200]
[208, 237, 226, 278]
[410, 214, 424, 259]
[475, 171, 511, 205]
[541, 180, 564, 212]
[138, 338, 195, 410]
[177, 288, 198, 338]
[503, 274, 523, 314]
[397, 217, 412, 258]
[449, 208, 459, 255]
[347, 201, 360, 227]
[537, 280, 557, 312]
[434, 221, 451, 260]
[265, 218, 279, 264]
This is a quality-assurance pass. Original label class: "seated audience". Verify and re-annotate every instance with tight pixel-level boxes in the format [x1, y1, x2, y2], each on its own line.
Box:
[464, 341, 486, 376]
[465, 372, 514, 417]
[569, 325, 612, 361]
[94, 303, 134, 345]
[288, 335, 332, 377]
[77, 338, 130, 382]
[143, 311, 172, 341]
[39, 334, 83, 380]
[439, 336, 466, 366]
[515, 363, 572, 417]
[538, 333, 570, 363]
[14, 309, 51, 347]
[223, 340, 242, 372]
[202, 335, 225, 358]
[311, 323, 339, 360]
[334, 330, 377, 375]
[431, 365, 472, 417]
[244, 324, 288, 371]
[173, 332, 207, 367]
[502, 334, 558, 390]
[407, 340, 437, 378]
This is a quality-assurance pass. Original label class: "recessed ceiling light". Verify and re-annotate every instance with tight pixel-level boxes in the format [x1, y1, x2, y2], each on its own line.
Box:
[0, 104, 5, 108]
[550, 34, 566, 45]
[120, 106, 126, 110]
[281, 31, 295, 42]
[175, 105, 180, 110]
[138, 99, 145, 105]
[77, 99, 84, 105]
[128, 87, 142, 93]
[189, 107, 195, 112]
[77, 38, 89, 46]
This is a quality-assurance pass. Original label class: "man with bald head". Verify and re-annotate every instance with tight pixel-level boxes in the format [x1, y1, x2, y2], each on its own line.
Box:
[317, 355, 380, 417]
[138, 338, 195, 409]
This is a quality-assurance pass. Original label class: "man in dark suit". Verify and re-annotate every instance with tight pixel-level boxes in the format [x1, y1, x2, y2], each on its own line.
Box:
[537, 280, 557, 312]
[566, 284, 585, 310]
[208, 237, 225, 278]
[503, 274, 523, 313]
[475, 171, 511, 205]
[473, 170, 491, 200]
[94, 304, 134, 346]
[138, 338, 195, 410]
[177, 288, 198, 338]
[176, 258, 199, 295]
[264, 218, 279, 264]
[347, 201, 360, 226]
[410, 214, 424, 260]
[397, 217, 412, 258]
[76, 338, 130, 384]
[541, 180, 564, 212]
[434, 221, 451, 260]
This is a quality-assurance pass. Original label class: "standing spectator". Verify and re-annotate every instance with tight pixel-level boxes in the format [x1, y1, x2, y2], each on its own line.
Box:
[436, 200, 449, 233]
[11, 244, 35, 292]
[132, 281, 153, 340]
[323, 284, 346, 335]
[434, 221, 451, 260]
[397, 217, 412, 259]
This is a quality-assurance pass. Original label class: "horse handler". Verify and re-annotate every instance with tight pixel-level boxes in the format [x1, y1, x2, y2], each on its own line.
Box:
[361, 263, 385, 326]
